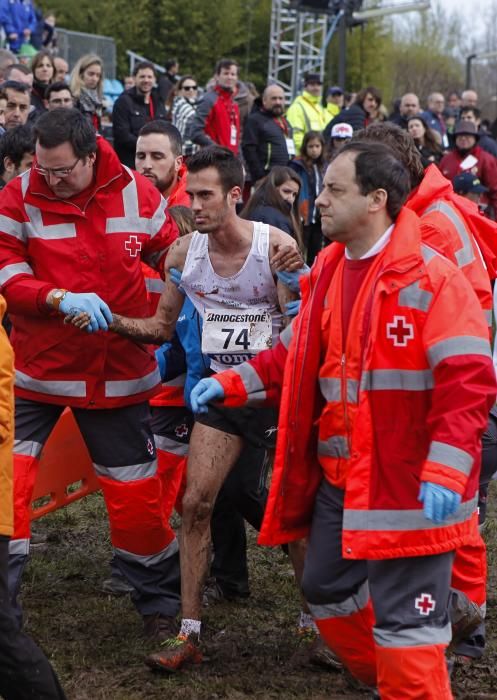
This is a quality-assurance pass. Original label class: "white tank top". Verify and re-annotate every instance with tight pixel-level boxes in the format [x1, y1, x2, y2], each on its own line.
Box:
[181, 221, 283, 372]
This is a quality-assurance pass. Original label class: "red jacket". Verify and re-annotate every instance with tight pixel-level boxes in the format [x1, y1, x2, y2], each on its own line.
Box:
[407, 164, 497, 327]
[190, 85, 240, 155]
[439, 145, 497, 214]
[0, 137, 178, 408]
[215, 208, 496, 559]
[168, 163, 191, 208]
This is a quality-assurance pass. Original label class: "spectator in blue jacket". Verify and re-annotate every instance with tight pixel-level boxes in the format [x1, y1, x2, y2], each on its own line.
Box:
[1, 0, 37, 53]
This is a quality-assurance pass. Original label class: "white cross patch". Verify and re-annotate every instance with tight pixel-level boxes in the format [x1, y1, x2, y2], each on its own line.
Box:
[414, 593, 436, 616]
[125, 234, 142, 257]
[386, 315, 414, 347]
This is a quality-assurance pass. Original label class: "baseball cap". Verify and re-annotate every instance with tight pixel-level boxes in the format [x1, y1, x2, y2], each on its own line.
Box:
[453, 172, 488, 194]
[331, 123, 353, 140]
[304, 72, 322, 85]
[327, 86, 343, 97]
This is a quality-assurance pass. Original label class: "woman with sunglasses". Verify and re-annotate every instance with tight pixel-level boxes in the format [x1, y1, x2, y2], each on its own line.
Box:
[171, 75, 199, 156]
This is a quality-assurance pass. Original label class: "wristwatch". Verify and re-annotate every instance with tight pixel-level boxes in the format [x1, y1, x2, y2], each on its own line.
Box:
[50, 289, 69, 311]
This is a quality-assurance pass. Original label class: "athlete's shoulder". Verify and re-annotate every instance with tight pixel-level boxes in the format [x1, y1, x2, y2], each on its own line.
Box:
[268, 225, 299, 249]
[166, 232, 195, 266]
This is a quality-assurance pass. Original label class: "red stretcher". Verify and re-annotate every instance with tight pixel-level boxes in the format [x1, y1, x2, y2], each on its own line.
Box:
[30, 409, 100, 520]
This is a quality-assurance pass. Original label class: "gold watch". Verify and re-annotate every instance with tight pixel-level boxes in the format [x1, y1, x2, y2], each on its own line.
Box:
[51, 289, 69, 311]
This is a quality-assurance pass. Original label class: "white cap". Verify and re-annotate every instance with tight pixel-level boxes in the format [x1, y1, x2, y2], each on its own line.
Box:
[331, 123, 353, 139]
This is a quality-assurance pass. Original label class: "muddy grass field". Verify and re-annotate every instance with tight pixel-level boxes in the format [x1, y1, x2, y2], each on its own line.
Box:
[21, 485, 497, 700]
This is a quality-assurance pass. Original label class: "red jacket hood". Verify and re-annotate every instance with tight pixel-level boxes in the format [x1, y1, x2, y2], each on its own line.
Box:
[27, 136, 130, 215]
[407, 164, 453, 214]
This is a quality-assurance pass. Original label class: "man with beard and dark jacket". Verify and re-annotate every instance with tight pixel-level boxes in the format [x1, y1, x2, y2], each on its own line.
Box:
[439, 120, 497, 217]
[242, 84, 293, 184]
[190, 58, 240, 155]
[388, 92, 420, 130]
[112, 61, 167, 168]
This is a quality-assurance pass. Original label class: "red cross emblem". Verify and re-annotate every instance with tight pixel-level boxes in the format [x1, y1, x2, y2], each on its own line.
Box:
[125, 234, 142, 257]
[175, 423, 189, 439]
[414, 593, 436, 616]
[386, 315, 414, 347]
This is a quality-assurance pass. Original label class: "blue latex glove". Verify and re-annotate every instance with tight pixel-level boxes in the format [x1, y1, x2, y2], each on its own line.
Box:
[190, 377, 224, 414]
[168, 267, 184, 295]
[59, 292, 112, 333]
[284, 299, 301, 317]
[418, 482, 462, 524]
[155, 344, 168, 380]
[276, 265, 310, 293]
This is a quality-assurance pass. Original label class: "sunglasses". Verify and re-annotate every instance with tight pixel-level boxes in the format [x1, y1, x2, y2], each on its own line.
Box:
[183, 85, 197, 91]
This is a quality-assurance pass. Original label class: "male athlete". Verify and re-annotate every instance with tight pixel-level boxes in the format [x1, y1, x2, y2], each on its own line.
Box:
[71, 146, 302, 670]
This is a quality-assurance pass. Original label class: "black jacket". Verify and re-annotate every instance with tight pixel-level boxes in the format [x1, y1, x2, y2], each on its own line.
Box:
[242, 102, 292, 182]
[324, 103, 367, 140]
[112, 87, 167, 168]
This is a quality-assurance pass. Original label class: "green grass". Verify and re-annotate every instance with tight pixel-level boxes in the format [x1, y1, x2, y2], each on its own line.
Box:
[21, 486, 497, 699]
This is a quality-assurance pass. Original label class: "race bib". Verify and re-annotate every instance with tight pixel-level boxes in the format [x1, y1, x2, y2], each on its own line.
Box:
[201, 310, 272, 355]
[286, 137, 296, 157]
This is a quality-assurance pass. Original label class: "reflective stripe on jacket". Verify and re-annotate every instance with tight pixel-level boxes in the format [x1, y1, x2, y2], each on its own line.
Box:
[0, 295, 13, 536]
[0, 137, 178, 408]
[407, 165, 496, 329]
[215, 207, 496, 558]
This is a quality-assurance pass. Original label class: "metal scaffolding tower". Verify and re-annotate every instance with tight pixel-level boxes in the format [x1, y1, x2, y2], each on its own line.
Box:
[268, 0, 328, 101]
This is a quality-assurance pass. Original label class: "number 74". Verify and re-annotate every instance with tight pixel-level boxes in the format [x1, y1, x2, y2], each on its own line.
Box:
[221, 327, 250, 350]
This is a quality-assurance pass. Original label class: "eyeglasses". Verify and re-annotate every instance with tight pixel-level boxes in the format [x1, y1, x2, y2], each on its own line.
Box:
[34, 156, 81, 179]
[183, 85, 197, 91]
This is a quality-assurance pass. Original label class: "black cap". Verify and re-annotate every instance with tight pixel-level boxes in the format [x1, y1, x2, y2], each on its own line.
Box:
[327, 85, 343, 96]
[304, 72, 322, 85]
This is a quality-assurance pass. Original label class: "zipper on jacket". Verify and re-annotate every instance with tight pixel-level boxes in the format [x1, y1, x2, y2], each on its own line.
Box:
[341, 352, 352, 456]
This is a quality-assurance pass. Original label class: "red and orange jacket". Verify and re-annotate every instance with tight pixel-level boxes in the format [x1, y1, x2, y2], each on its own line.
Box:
[439, 145, 497, 215]
[407, 164, 497, 328]
[0, 295, 13, 537]
[214, 208, 496, 559]
[0, 137, 178, 409]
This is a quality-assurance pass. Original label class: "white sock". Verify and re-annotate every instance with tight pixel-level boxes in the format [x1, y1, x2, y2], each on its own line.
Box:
[299, 611, 317, 632]
[180, 618, 202, 638]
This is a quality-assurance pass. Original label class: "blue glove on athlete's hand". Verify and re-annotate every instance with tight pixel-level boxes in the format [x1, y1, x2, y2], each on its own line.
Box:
[190, 378, 224, 414]
[168, 267, 184, 294]
[284, 299, 301, 317]
[418, 481, 462, 524]
[59, 292, 112, 333]
[276, 265, 310, 293]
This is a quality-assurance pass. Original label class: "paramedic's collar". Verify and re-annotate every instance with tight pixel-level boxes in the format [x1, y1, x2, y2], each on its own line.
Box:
[345, 224, 394, 260]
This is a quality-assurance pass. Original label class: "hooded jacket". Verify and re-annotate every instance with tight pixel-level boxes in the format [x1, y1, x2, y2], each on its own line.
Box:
[190, 85, 240, 155]
[0, 136, 178, 409]
[286, 90, 331, 153]
[213, 208, 496, 557]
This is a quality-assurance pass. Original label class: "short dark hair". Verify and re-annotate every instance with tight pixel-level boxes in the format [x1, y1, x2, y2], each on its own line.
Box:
[33, 108, 97, 158]
[133, 61, 156, 77]
[165, 59, 178, 72]
[45, 81, 73, 101]
[353, 122, 425, 190]
[215, 58, 238, 75]
[187, 146, 244, 193]
[3, 80, 30, 95]
[0, 124, 34, 175]
[461, 105, 481, 119]
[337, 141, 410, 220]
[138, 120, 182, 156]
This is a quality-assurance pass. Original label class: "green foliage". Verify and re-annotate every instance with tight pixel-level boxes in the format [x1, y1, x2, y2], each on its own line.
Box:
[37, 0, 272, 88]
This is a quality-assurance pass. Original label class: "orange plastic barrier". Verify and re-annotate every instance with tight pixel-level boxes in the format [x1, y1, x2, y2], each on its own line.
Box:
[30, 409, 100, 520]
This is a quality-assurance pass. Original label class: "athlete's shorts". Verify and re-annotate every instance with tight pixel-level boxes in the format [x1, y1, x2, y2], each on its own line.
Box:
[196, 403, 278, 450]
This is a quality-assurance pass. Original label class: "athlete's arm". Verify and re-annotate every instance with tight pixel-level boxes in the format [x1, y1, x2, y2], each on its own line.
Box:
[110, 237, 190, 343]
[269, 226, 305, 271]
[268, 228, 301, 320]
